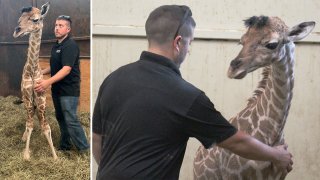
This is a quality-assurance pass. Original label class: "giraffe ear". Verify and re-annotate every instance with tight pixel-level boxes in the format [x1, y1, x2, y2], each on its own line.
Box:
[286, 21, 315, 42]
[40, 2, 50, 17]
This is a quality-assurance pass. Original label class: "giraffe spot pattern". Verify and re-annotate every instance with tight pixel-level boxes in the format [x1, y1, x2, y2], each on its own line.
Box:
[272, 92, 283, 109]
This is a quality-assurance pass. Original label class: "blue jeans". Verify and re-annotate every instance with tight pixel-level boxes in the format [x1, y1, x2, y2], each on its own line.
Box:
[52, 95, 89, 151]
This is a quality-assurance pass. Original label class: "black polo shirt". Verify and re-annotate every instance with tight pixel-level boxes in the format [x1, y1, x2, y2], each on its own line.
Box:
[50, 35, 80, 96]
[93, 51, 237, 180]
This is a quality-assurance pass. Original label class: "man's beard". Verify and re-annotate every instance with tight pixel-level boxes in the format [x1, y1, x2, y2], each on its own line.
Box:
[175, 50, 187, 68]
[56, 33, 68, 40]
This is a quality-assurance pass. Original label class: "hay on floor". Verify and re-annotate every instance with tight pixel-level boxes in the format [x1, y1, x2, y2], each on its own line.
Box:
[0, 96, 90, 179]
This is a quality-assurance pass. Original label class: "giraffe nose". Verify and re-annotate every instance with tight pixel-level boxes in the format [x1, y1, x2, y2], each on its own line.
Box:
[15, 27, 21, 33]
[230, 59, 242, 69]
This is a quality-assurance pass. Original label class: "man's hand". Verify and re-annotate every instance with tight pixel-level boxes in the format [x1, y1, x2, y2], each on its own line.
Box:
[34, 80, 50, 93]
[218, 131, 293, 177]
[272, 144, 293, 178]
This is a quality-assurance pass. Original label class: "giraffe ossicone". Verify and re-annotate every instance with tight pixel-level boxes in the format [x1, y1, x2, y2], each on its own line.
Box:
[13, 2, 58, 160]
[193, 16, 315, 180]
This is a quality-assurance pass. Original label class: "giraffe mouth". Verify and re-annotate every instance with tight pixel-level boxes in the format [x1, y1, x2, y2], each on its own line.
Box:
[13, 31, 29, 38]
[232, 71, 247, 79]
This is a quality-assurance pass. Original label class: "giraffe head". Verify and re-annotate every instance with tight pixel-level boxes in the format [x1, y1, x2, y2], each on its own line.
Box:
[228, 16, 315, 79]
[13, 2, 50, 38]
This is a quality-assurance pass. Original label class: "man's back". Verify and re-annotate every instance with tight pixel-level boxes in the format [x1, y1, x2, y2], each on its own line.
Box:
[94, 51, 201, 179]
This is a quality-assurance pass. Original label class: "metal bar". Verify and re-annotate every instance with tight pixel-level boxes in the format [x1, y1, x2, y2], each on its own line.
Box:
[93, 25, 320, 44]
[0, 36, 90, 45]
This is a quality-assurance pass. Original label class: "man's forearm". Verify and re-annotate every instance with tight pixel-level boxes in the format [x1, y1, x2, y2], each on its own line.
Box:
[93, 133, 102, 165]
[47, 66, 71, 85]
[218, 131, 283, 163]
[42, 67, 51, 75]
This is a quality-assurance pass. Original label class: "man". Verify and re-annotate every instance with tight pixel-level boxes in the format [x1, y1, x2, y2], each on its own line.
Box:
[35, 15, 89, 152]
[93, 5, 293, 179]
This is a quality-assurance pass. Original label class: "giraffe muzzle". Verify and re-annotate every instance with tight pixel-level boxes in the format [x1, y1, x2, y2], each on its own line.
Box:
[15, 27, 21, 33]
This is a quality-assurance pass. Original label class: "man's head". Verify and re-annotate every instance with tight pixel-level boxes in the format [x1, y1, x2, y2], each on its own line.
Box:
[55, 15, 72, 42]
[145, 5, 196, 67]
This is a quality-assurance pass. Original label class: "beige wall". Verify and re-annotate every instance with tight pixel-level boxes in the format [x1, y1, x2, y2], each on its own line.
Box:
[92, 0, 320, 179]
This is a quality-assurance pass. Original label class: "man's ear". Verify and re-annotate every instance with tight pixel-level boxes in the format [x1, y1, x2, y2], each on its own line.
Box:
[173, 36, 182, 52]
[40, 2, 50, 18]
[286, 21, 315, 42]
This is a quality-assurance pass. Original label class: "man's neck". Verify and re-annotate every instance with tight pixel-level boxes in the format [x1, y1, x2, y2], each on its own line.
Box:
[148, 45, 175, 62]
[57, 34, 69, 43]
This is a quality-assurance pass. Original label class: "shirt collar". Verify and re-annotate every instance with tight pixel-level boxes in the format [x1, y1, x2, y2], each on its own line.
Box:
[140, 51, 181, 76]
[55, 35, 70, 46]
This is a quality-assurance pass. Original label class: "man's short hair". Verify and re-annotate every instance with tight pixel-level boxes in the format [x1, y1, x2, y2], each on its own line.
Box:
[56, 15, 72, 27]
[145, 5, 196, 45]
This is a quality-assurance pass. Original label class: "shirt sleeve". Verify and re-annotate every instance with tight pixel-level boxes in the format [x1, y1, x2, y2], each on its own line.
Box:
[183, 92, 237, 149]
[61, 43, 79, 67]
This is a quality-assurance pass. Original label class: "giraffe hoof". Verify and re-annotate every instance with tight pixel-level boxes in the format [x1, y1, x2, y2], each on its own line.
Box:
[22, 133, 27, 142]
[23, 150, 30, 161]
[53, 155, 58, 160]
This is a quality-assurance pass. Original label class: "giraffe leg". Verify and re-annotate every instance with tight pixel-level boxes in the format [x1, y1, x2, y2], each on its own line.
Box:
[35, 93, 58, 160]
[42, 124, 58, 160]
[21, 92, 35, 160]
[23, 126, 33, 160]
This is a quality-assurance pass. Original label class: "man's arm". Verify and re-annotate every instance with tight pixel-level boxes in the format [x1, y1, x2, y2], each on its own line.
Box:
[35, 66, 71, 93]
[218, 131, 293, 175]
[41, 67, 51, 75]
[93, 132, 102, 165]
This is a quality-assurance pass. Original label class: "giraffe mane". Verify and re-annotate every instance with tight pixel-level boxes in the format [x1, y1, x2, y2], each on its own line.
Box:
[21, 7, 33, 13]
[247, 66, 271, 105]
[244, 16, 269, 29]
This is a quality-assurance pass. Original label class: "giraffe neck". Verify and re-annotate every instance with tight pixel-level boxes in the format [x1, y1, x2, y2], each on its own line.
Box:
[235, 42, 295, 145]
[24, 29, 42, 77]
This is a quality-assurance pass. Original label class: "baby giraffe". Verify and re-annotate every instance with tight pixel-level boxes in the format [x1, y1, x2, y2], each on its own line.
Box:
[13, 2, 57, 160]
[193, 16, 315, 180]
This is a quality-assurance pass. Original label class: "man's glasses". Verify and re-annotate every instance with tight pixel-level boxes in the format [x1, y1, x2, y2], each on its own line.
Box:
[58, 15, 72, 24]
[173, 6, 191, 39]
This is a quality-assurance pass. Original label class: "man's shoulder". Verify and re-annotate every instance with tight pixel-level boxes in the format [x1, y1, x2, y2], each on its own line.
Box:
[62, 37, 79, 49]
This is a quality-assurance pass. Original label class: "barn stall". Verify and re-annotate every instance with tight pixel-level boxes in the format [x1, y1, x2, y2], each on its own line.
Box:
[0, 0, 90, 179]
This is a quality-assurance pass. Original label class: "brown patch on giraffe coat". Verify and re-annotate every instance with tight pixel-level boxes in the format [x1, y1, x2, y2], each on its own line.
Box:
[26, 65, 32, 72]
[272, 92, 283, 109]
[268, 104, 279, 121]
[267, 79, 273, 89]
[242, 109, 251, 118]
[39, 104, 45, 110]
[196, 162, 206, 175]
[35, 44, 40, 51]
[261, 165, 280, 179]
[254, 131, 266, 143]
[259, 120, 274, 135]
[239, 118, 253, 134]
[238, 156, 248, 166]
[34, 33, 40, 38]
[265, 86, 271, 99]
[29, 52, 34, 59]
[261, 93, 268, 112]
[30, 46, 35, 53]
[205, 157, 216, 169]
[227, 155, 241, 171]
[257, 98, 264, 117]
[240, 166, 258, 179]
[251, 108, 259, 128]
[224, 173, 240, 180]
[274, 77, 286, 87]
[273, 84, 285, 99]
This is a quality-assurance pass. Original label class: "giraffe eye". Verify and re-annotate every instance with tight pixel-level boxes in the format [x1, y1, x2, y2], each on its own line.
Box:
[265, 42, 278, 50]
[32, 19, 39, 23]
